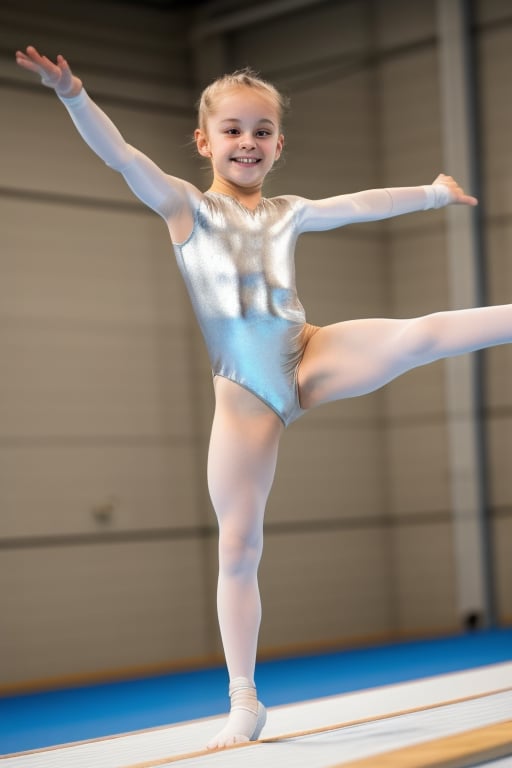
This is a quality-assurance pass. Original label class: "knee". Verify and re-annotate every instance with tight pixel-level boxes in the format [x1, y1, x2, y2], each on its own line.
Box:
[218, 526, 263, 578]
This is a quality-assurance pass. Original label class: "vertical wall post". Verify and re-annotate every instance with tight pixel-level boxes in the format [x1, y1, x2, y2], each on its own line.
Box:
[436, 0, 493, 627]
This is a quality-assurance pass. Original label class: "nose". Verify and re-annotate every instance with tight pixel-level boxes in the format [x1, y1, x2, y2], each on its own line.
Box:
[239, 133, 256, 150]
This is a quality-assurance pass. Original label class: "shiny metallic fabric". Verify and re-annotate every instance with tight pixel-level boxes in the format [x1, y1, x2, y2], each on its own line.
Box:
[173, 192, 313, 425]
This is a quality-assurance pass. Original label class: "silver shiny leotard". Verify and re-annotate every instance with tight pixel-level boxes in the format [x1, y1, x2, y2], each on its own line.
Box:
[58, 89, 444, 427]
[173, 192, 314, 426]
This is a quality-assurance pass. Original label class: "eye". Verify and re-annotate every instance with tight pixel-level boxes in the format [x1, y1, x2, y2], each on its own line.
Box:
[256, 130, 272, 137]
[224, 128, 240, 135]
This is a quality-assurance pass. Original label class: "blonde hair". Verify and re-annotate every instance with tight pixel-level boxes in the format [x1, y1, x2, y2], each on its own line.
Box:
[197, 67, 289, 134]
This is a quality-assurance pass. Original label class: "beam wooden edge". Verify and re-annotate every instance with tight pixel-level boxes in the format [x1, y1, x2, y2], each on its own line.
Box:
[327, 719, 512, 768]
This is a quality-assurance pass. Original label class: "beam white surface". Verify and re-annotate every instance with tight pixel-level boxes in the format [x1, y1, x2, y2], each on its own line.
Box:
[3, 662, 512, 767]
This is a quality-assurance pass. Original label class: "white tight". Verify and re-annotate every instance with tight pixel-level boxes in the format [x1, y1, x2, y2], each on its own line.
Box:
[207, 303, 512, 747]
[206, 380, 281, 749]
[208, 378, 283, 682]
[298, 305, 512, 408]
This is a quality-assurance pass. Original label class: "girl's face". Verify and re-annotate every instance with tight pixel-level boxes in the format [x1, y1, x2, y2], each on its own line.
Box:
[195, 87, 284, 195]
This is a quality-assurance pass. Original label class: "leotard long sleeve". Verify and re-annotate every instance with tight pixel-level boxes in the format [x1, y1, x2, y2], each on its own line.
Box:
[58, 89, 451, 425]
[58, 89, 183, 218]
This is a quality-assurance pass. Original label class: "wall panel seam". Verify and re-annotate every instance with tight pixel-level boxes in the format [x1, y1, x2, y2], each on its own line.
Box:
[0, 184, 152, 213]
[0, 79, 194, 116]
[0, 512, 457, 550]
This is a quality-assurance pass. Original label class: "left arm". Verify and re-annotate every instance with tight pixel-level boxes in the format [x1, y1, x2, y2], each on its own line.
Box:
[296, 174, 478, 232]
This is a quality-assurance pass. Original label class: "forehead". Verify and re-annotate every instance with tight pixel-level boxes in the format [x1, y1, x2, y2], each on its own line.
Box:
[210, 87, 279, 122]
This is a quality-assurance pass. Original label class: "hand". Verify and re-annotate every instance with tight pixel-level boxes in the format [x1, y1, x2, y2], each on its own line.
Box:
[432, 173, 478, 206]
[15, 46, 82, 98]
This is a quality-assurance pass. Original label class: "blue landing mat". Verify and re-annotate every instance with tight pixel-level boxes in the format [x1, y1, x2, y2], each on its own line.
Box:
[2, 627, 511, 755]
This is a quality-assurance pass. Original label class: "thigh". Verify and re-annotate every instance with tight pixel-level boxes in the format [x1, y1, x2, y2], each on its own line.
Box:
[297, 317, 422, 409]
[208, 377, 283, 527]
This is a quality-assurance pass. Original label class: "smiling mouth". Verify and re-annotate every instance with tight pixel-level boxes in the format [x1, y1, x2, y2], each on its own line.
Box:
[232, 157, 261, 164]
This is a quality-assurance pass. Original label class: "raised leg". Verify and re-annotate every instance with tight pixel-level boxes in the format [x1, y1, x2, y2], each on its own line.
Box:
[206, 376, 283, 749]
[298, 305, 512, 408]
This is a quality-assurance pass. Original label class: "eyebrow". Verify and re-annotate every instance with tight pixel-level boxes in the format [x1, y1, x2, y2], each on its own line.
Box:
[219, 118, 276, 126]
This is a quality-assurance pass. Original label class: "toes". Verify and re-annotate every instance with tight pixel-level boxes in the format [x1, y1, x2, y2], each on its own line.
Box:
[232, 735, 250, 745]
[206, 733, 250, 750]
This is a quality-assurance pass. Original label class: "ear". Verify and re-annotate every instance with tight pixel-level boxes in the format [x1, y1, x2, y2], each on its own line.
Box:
[195, 128, 211, 158]
[274, 133, 285, 161]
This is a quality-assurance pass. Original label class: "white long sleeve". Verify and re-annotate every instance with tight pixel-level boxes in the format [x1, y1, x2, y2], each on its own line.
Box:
[58, 89, 180, 218]
[295, 184, 453, 233]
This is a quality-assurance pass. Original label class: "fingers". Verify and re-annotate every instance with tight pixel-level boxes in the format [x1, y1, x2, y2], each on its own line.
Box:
[15, 45, 62, 75]
[56, 54, 72, 77]
[15, 49, 41, 73]
[459, 193, 479, 206]
[16, 45, 44, 67]
[16, 45, 75, 93]
[16, 45, 81, 98]
[433, 173, 478, 207]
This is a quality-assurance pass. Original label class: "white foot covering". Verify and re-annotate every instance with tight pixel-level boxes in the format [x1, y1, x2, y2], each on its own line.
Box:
[206, 677, 267, 750]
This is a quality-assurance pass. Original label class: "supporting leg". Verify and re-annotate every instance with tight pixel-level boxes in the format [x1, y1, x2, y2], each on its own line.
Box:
[206, 377, 282, 749]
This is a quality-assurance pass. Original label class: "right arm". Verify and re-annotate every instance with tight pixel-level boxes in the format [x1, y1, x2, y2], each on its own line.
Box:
[15, 46, 200, 223]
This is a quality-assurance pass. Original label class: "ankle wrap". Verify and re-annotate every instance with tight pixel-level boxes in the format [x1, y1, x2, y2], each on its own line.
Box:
[229, 676, 258, 714]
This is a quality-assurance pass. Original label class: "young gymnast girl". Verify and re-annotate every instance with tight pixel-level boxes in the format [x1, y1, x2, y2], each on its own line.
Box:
[16, 46, 509, 750]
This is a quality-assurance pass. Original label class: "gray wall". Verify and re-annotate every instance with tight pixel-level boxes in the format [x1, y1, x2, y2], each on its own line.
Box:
[1, 0, 511, 690]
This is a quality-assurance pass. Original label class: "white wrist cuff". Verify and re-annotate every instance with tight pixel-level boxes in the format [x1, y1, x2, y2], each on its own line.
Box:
[58, 88, 88, 107]
[422, 183, 452, 209]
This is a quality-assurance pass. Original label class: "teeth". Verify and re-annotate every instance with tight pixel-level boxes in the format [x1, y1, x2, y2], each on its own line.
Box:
[234, 158, 259, 164]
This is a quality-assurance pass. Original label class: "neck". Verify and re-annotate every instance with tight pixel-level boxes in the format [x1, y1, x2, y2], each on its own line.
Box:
[208, 178, 263, 211]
